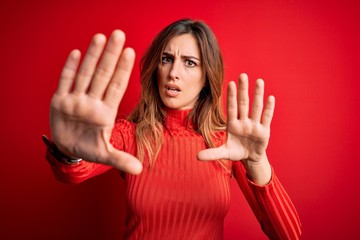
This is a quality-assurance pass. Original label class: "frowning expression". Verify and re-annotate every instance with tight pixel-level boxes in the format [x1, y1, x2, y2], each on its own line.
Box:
[157, 34, 205, 110]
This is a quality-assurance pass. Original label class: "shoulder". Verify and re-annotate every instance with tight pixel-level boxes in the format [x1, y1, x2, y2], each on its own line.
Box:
[213, 130, 226, 138]
[112, 118, 136, 140]
[114, 118, 136, 131]
[212, 130, 226, 146]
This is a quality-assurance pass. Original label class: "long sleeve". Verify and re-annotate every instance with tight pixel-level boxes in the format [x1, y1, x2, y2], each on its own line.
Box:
[44, 119, 133, 184]
[233, 161, 302, 239]
[46, 151, 112, 184]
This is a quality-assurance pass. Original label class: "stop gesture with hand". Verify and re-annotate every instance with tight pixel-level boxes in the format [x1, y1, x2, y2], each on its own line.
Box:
[198, 73, 275, 185]
[50, 30, 142, 174]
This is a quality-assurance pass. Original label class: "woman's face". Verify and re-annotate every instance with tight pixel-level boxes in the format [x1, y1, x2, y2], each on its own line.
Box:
[157, 34, 205, 110]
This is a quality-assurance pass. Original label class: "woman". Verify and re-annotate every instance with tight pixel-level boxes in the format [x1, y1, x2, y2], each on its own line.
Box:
[44, 18, 301, 239]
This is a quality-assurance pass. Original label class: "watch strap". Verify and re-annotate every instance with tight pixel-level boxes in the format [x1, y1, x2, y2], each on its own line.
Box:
[42, 135, 82, 165]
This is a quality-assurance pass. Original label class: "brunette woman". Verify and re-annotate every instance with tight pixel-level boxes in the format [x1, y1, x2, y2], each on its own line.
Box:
[44, 18, 301, 239]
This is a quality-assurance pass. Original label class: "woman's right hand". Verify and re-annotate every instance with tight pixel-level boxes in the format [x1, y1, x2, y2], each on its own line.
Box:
[49, 30, 143, 175]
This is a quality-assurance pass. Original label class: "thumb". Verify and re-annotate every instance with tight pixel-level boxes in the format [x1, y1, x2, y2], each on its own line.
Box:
[107, 147, 143, 175]
[197, 145, 229, 161]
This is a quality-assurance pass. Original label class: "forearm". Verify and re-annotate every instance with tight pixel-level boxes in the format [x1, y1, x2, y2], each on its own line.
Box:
[43, 135, 112, 184]
[234, 162, 302, 240]
[250, 172, 301, 240]
[46, 151, 112, 184]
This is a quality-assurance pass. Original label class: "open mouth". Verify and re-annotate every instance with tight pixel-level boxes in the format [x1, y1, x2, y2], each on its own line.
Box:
[164, 84, 181, 97]
[166, 87, 180, 92]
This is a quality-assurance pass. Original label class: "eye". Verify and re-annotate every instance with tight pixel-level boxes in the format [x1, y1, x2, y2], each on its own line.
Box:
[185, 59, 196, 67]
[161, 56, 173, 64]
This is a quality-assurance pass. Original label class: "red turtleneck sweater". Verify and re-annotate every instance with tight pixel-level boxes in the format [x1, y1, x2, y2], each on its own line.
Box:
[46, 109, 301, 239]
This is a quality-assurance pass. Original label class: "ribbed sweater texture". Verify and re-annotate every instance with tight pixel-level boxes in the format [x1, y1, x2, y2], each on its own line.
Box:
[46, 109, 301, 239]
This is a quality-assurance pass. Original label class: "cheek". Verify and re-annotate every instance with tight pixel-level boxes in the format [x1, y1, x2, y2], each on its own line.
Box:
[157, 66, 167, 84]
[194, 72, 206, 89]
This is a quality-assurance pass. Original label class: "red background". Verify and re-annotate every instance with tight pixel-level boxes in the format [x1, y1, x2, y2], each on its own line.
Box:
[1, 0, 359, 239]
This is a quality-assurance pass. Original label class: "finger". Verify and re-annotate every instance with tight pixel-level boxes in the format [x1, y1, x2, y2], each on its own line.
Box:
[57, 49, 81, 95]
[238, 73, 250, 119]
[197, 145, 229, 161]
[261, 95, 275, 127]
[227, 81, 238, 121]
[108, 148, 143, 175]
[88, 30, 126, 98]
[104, 47, 135, 108]
[251, 78, 265, 122]
[74, 33, 107, 93]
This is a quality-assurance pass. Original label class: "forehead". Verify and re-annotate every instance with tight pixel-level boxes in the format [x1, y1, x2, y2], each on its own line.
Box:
[163, 34, 200, 57]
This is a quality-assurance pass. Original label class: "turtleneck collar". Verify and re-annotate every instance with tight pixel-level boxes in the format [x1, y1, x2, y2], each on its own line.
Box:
[165, 108, 195, 130]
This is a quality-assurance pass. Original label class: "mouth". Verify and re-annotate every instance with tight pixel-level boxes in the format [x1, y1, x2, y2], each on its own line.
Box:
[164, 84, 181, 97]
[166, 87, 180, 92]
[165, 84, 181, 92]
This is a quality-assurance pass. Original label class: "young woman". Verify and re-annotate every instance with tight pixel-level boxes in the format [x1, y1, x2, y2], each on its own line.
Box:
[44, 18, 301, 239]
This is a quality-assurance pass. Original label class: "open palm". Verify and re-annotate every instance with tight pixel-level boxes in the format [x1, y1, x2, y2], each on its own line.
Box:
[50, 30, 142, 174]
[198, 73, 275, 184]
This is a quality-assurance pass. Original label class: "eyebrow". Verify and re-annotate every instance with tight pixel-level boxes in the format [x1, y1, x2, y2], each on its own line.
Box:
[162, 52, 201, 61]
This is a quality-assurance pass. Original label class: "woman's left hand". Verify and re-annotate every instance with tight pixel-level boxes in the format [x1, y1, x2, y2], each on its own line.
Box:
[197, 73, 275, 185]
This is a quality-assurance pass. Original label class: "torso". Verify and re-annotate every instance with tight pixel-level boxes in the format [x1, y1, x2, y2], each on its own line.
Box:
[114, 109, 231, 239]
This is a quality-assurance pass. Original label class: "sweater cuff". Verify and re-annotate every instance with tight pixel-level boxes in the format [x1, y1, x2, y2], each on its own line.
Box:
[42, 135, 82, 165]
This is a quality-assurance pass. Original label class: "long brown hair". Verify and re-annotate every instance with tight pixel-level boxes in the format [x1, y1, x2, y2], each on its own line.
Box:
[128, 18, 226, 165]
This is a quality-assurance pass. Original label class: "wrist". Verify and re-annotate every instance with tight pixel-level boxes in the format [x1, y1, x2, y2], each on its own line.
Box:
[42, 135, 82, 165]
[244, 155, 272, 186]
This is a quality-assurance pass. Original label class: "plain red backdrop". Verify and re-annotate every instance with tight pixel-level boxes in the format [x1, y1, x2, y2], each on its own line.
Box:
[1, 0, 359, 239]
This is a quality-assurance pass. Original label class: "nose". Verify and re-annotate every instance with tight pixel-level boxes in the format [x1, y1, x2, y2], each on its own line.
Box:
[169, 60, 180, 80]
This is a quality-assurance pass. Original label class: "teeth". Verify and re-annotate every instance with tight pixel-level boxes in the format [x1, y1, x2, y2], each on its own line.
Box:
[167, 87, 179, 92]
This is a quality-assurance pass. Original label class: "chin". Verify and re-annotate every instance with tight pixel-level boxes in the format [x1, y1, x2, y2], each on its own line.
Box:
[160, 97, 193, 110]
[163, 103, 181, 110]
[162, 101, 182, 110]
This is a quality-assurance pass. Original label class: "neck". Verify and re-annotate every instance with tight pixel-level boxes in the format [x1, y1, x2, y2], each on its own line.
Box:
[165, 108, 194, 129]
